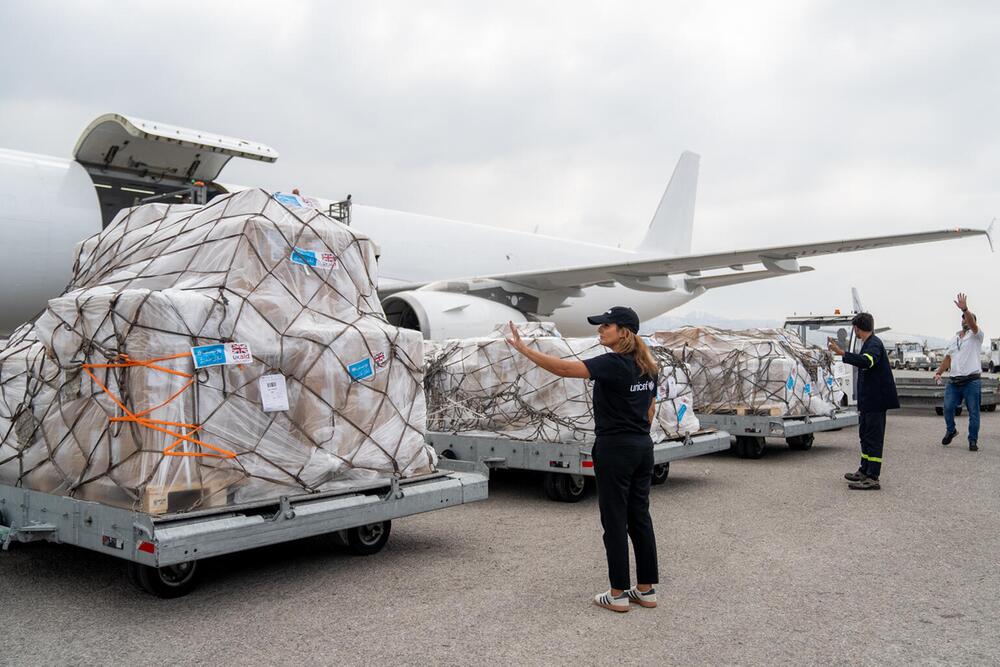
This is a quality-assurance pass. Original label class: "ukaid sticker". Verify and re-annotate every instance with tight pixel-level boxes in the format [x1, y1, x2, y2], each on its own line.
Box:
[786, 375, 796, 391]
[258, 373, 290, 412]
[191, 342, 254, 369]
[677, 402, 688, 421]
[804, 382, 812, 396]
[290, 247, 337, 269]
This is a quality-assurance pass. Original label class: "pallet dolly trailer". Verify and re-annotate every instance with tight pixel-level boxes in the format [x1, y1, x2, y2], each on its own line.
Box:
[425, 429, 731, 503]
[892, 375, 999, 415]
[0, 460, 488, 598]
[697, 408, 860, 459]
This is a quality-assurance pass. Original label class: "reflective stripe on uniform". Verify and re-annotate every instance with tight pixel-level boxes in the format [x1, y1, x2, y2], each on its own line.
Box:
[861, 453, 883, 463]
[863, 353, 875, 368]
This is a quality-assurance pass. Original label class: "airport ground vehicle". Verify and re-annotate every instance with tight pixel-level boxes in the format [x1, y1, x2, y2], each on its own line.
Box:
[425, 430, 731, 503]
[891, 342, 932, 370]
[892, 375, 1000, 414]
[986, 339, 1000, 373]
[696, 409, 860, 459]
[0, 460, 488, 598]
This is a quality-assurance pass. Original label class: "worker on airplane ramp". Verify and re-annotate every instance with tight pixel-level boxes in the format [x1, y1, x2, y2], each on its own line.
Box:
[507, 306, 659, 613]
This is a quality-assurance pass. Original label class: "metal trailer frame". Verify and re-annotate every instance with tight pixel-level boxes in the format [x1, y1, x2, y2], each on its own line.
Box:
[0, 460, 488, 598]
[696, 409, 860, 459]
[892, 376, 1000, 414]
[424, 430, 732, 503]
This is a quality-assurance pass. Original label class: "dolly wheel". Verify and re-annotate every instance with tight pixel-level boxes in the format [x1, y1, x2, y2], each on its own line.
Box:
[440, 449, 457, 460]
[986, 404, 997, 412]
[651, 463, 670, 486]
[128, 560, 199, 598]
[786, 433, 815, 451]
[543, 473, 586, 502]
[935, 406, 944, 416]
[734, 436, 766, 459]
[347, 520, 392, 556]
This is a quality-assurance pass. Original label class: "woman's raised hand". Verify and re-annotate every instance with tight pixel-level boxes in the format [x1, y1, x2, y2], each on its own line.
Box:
[506, 320, 526, 352]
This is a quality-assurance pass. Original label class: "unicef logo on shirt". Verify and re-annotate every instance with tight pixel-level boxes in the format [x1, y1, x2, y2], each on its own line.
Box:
[630, 379, 655, 393]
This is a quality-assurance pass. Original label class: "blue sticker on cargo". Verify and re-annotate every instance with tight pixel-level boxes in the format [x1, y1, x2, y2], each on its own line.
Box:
[804, 383, 812, 395]
[786, 375, 795, 391]
[290, 247, 318, 267]
[348, 358, 374, 381]
[274, 193, 305, 207]
[192, 344, 227, 369]
[677, 403, 688, 421]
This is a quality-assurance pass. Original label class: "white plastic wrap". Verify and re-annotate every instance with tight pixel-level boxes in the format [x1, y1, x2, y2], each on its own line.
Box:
[0, 190, 435, 514]
[650, 326, 845, 416]
[425, 331, 700, 443]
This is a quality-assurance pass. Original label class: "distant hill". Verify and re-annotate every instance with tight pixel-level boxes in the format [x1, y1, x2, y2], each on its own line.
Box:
[642, 310, 959, 351]
[642, 310, 781, 332]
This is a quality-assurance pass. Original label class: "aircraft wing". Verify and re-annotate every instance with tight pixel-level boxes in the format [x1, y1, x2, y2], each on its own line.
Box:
[377, 226, 992, 317]
[449, 227, 991, 293]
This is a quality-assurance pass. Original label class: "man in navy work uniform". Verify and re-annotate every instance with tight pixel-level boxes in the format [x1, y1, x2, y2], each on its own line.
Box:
[933, 293, 984, 452]
[828, 312, 900, 490]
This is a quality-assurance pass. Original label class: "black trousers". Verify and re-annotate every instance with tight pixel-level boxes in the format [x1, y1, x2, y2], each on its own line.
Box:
[858, 411, 886, 479]
[592, 441, 659, 590]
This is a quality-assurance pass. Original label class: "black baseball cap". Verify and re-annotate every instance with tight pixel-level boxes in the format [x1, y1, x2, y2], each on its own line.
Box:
[587, 306, 640, 333]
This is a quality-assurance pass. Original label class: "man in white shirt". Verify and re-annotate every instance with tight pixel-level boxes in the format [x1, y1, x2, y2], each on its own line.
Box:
[933, 293, 985, 451]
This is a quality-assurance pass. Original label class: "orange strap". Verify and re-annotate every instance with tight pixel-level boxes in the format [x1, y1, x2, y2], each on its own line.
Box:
[82, 352, 237, 459]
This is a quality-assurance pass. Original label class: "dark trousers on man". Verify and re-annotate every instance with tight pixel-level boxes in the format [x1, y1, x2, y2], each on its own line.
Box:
[858, 411, 886, 479]
[592, 441, 659, 591]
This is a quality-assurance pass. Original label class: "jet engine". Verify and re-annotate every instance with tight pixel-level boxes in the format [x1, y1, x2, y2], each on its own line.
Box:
[381, 290, 528, 340]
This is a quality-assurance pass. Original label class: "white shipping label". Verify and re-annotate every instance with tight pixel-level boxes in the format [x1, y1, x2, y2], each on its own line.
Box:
[259, 374, 290, 412]
[666, 376, 679, 399]
[657, 376, 680, 401]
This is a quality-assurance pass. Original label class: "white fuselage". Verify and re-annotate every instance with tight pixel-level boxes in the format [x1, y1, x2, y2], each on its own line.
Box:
[0, 148, 697, 337]
[351, 205, 699, 336]
[0, 149, 102, 335]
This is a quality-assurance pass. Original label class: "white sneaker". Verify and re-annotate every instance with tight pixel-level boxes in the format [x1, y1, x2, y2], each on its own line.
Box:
[625, 586, 657, 608]
[594, 589, 630, 613]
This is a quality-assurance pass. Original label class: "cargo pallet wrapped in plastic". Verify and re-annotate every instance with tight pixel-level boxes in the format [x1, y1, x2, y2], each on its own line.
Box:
[424, 323, 701, 443]
[0, 189, 435, 515]
[650, 326, 845, 417]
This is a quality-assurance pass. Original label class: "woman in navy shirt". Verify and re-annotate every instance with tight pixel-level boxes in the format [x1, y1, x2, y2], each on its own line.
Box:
[507, 306, 660, 613]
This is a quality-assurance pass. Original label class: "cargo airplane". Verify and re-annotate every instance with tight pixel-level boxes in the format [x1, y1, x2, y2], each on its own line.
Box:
[0, 113, 993, 339]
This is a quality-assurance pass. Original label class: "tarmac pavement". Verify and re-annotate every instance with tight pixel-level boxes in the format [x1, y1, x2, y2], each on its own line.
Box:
[1, 408, 998, 666]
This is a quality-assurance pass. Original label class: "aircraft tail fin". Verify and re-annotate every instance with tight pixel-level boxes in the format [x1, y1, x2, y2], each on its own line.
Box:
[638, 151, 700, 255]
[851, 287, 864, 314]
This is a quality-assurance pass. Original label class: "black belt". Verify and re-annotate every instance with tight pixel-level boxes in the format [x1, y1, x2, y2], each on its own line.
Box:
[950, 373, 981, 386]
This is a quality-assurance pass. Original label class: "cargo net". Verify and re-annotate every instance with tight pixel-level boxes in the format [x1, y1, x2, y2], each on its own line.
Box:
[650, 326, 845, 416]
[0, 189, 435, 515]
[424, 323, 701, 443]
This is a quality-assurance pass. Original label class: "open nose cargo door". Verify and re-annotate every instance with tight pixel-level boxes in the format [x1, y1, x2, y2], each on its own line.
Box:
[73, 113, 279, 225]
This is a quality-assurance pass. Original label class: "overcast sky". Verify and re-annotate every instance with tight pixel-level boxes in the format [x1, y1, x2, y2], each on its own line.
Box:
[2, 1, 997, 339]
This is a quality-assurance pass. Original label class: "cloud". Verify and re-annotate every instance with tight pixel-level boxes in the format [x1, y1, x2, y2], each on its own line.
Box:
[0, 0, 997, 339]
